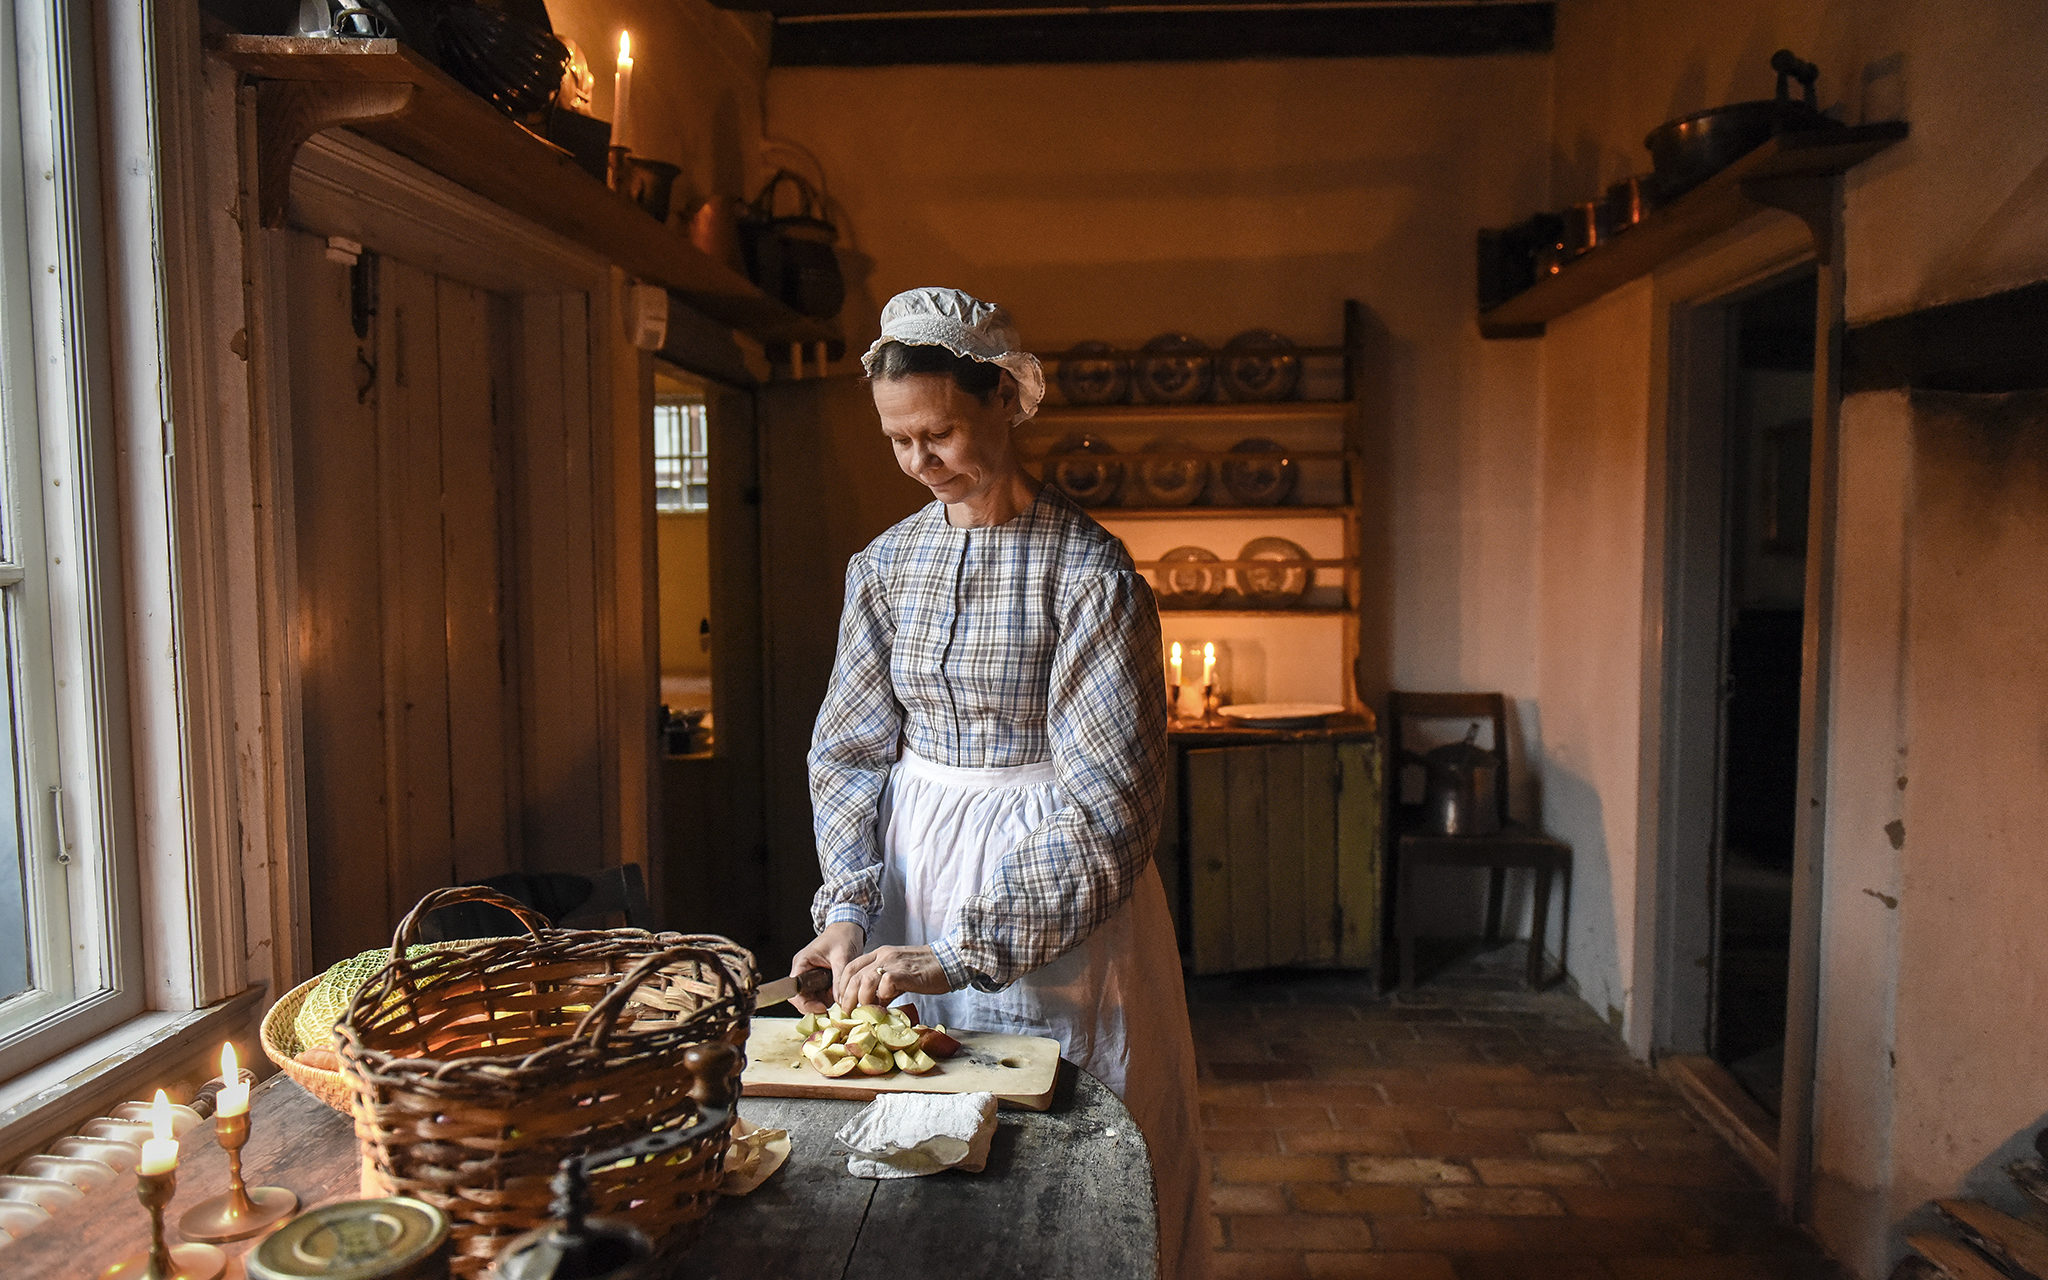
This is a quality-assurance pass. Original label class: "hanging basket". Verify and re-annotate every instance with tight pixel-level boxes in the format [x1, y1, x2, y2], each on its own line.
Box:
[335, 886, 756, 1277]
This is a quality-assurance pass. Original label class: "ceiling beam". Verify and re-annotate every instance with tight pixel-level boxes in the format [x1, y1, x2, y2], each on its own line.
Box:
[764, 3, 1552, 66]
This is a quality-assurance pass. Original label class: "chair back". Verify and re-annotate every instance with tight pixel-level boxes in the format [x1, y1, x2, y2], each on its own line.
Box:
[1387, 690, 1513, 830]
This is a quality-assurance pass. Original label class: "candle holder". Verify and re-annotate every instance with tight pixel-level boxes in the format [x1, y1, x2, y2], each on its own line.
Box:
[176, 1103, 298, 1243]
[100, 1167, 224, 1280]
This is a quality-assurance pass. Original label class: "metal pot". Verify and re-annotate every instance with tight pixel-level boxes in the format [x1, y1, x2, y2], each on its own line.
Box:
[1421, 725, 1500, 837]
[1643, 49, 1831, 201]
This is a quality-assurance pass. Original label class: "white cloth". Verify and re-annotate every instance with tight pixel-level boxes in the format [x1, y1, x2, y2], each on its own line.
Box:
[872, 747, 1206, 1280]
[860, 287, 1046, 423]
[835, 1091, 998, 1179]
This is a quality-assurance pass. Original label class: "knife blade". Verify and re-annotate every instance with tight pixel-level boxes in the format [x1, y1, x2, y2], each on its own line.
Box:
[755, 967, 833, 1010]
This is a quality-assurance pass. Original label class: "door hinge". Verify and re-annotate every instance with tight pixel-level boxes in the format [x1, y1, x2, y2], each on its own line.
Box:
[48, 785, 71, 865]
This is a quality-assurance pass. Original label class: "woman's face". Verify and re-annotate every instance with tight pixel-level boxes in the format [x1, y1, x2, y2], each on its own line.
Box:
[872, 373, 1021, 506]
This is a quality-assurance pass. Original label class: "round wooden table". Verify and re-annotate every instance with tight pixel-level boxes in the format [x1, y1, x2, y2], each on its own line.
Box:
[6, 1064, 1157, 1280]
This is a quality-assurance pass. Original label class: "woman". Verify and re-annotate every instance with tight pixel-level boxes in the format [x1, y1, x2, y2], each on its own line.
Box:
[789, 287, 1204, 1279]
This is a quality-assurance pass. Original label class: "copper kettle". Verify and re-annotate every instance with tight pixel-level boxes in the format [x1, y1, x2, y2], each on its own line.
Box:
[1421, 724, 1500, 837]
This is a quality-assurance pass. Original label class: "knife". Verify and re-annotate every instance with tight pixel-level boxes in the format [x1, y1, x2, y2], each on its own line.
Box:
[754, 967, 833, 1011]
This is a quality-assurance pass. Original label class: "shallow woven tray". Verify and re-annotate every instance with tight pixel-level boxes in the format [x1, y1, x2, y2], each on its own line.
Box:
[261, 974, 354, 1114]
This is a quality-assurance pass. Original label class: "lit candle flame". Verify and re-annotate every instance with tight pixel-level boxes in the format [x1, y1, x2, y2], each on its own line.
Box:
[618, 30, 632, 64]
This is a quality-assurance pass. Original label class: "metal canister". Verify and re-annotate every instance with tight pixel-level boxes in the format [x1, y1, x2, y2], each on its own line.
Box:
[247, 1196, 451, 1280]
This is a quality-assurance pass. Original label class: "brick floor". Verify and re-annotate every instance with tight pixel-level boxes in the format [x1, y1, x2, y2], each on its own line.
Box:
[1190, 944, 1846, 1280]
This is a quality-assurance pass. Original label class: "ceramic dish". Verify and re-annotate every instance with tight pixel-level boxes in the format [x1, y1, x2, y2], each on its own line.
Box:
[1055, 340, 1130, 406]
[1046, 435, 1125, 507]
[1132, 438, 1209, 506]
[1155, 546, 1225, 607]
[0, 1198, 49, 1239]
[1218, 702, 1347, 730]
[1135, 334, 1214, 404]
[0, 1175, 84, 1212]
[1219, 329, 1301, 402]
[1220, 438, 1298, 506]
[13, 1154, 119, 1192]
[1236, 536, 1313, 606]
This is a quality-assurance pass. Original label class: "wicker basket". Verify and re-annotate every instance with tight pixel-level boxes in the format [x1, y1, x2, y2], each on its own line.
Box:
[260, 975, 355, 1114]
[336, 886, 756, 1278]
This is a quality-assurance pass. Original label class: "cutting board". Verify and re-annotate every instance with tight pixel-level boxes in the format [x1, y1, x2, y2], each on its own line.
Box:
[741, 1018, 1061, 1111]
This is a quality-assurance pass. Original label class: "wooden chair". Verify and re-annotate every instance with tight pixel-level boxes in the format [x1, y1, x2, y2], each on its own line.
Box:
[1388, 691, 1570, 990]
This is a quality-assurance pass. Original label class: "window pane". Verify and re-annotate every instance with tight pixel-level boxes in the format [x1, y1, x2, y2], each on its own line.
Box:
[0, 646, 24, 1002]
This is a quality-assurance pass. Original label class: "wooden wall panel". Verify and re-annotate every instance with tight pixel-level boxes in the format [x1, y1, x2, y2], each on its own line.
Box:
[1335, 739, 1383, 968]
[1264, 744, 1308, 967]
[1299, 744, 1339, 965]
[288, 233, 393, 963]
[1186, 748, 1231, 975]
[376, 258, 456, 912]
[439, 280, 518, 882]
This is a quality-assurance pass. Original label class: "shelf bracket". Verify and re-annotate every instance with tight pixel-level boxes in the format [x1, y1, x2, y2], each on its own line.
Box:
[1742, 171, 1841, 266]
[248, 79, 417, 228]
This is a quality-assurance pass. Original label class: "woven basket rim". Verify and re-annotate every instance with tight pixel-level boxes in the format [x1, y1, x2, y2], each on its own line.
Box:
[338, 930, 756, 1083]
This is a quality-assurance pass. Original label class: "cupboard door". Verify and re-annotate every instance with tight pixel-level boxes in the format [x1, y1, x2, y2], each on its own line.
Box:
[1184, 739, 1382, 976]
[1335, 739, 1384, 968]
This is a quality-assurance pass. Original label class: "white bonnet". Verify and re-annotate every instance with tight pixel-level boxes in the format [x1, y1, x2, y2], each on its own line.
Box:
[860, 287, 1045, 423]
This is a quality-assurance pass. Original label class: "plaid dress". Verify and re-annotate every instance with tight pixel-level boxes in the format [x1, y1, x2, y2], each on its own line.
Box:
[807, 483, 1170, 991]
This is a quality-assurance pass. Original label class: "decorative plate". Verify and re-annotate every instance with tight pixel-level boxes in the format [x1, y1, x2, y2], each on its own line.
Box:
[1156, 546, 1224, 607]
[1046, 435, 1124, 507]
[1135, 334, 1214, 404]
[1055, 340, 1131, 406]
[1220, 329, 1301, 402]
[1236, 536, 1312, 607]
[1220, 438, 1298, 506]
[1132, 438, 1209, 506]
[1218, 702, 1347, 729]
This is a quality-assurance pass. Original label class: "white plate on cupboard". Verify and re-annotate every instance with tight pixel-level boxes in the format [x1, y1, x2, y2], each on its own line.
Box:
[1217, 702, 1347, 729]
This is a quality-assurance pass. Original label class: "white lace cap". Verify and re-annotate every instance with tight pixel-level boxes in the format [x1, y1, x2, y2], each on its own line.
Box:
[860, 287, 1045, 423]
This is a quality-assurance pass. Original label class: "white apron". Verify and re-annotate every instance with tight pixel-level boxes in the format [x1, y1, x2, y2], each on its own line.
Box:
[871, 748, 1207, 1280]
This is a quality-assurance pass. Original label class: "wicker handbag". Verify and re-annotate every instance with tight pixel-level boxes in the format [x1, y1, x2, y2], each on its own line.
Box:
[335, 886, 756, 1277]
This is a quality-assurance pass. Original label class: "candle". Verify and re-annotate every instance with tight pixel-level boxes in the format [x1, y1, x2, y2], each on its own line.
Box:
[218, 1043, 249, 1118]
[613, 32, 634, 152]
[137, 1090, 179, 1176]
[1169, 641, 1183, 687]
[1201, 641, 1216, 687]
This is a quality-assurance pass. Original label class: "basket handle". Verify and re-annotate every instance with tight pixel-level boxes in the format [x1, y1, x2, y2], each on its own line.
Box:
[571, 942, 747, 1050]
[378, 885, 552, 997]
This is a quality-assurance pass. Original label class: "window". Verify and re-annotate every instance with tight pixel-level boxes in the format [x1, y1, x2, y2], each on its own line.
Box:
[653, 395, 709, 513]
[0, 0, 144, 1079]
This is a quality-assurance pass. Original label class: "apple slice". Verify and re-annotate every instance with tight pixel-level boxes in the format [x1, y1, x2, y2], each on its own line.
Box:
[795, 1012, 821, 1036]
[894, 1048, 937, 1075]
[845, 1026, 877, 1057]
[877, 1022, 921, 1050]
[805, 1025, 845, 1051]
[817, 1053, 861, 1078]
[827, 1002, 848, 1022]
[852, 1004, 888, 1025]
[856, 1049, 894, 1076]
[892, 1003, 919, 1026]
[917, 1028, 962, 1059]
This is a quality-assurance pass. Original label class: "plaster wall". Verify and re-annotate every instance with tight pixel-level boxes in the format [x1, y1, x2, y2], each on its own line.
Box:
[657, 513, 711, 678]
[1533, 278, 1654, 1032]
[1549, 0, 2048, 321]
[1544, 3, 2048, 1274]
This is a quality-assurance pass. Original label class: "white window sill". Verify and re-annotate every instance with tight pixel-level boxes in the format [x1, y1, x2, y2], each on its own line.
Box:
[0, 986, 265, 1168]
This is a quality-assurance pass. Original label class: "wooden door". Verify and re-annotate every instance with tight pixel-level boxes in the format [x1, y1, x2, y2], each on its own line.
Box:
[1184, 739, 1382, 975]
[290, 238, 616, 965]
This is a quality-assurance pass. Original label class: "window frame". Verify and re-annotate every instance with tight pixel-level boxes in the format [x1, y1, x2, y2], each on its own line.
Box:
[0, 0, 149, 1080]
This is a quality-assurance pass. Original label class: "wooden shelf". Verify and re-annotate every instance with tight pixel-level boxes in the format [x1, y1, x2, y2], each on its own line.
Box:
[210, 35, 838, 349]
[1095, 505, 1352, 520]
[1478, 122, 1908, 338]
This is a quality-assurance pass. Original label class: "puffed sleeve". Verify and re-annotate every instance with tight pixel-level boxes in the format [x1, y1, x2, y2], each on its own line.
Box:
[807, 549, 902, 934]
[927, 568, 1168, 990]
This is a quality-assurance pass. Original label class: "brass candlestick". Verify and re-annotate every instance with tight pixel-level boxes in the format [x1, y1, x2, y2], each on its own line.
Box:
[101, 1167, 225, 1280]
[176, 1107, 298, 1243]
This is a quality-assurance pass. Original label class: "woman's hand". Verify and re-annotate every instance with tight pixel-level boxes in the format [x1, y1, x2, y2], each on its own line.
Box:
[787, 921, 866, 1015]
[840, 945, 950, 1009]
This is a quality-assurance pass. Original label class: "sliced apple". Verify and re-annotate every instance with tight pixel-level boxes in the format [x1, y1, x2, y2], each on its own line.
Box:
[888, 1004, 915, 1027]
[805, 1025, 845, 1051]
[877, 1022, 921, 1050]
[817, 1053, 861, 1078]
[856, 1049, 894, 1076]
[852, 1004, 888, 1025]
[894, 1048, 937, 1075]
[795, 1012, 821, 1036]
[827, 1002, 848, 1022]
[917, 1028, 962, 1059]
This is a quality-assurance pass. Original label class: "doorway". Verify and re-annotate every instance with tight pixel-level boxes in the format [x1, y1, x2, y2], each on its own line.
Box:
[1653, 264, 1817, 1135]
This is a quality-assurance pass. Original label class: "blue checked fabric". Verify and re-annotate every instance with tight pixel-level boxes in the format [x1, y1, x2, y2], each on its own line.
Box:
[808, 485, 1169, 991]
